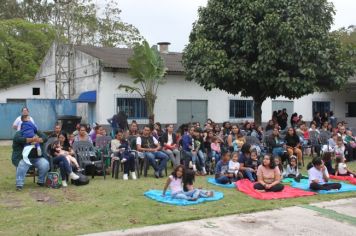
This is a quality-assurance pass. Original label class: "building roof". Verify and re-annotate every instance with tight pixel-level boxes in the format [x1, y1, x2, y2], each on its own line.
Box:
[75, 45, 184, 73]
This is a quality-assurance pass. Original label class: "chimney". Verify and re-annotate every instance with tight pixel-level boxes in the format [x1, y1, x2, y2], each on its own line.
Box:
[157, 42, 170, 53]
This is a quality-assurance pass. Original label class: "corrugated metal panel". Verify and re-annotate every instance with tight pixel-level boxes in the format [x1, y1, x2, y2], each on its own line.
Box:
[0, 99, 76, 139]
[0, 103, 25, 139]
[27, 99, 76, 131]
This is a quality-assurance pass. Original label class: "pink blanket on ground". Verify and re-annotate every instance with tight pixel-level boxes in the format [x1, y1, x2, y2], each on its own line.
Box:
[330, 175, 356, 185]
[235, 179, 316, 200]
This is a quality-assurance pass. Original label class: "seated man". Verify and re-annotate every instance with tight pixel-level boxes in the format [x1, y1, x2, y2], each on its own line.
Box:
[49, 124, 62, 138]
[136, 125, 168, 178]
[12, 130, 50, 191]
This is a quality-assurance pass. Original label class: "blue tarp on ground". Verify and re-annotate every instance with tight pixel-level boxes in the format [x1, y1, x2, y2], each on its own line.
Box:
[291, 179, 356, 194]
[144, 189, 224, 206]
[207, 177, 236, 188]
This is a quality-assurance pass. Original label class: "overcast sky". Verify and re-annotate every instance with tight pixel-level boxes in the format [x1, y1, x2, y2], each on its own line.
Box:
[110, 0, 356, 52]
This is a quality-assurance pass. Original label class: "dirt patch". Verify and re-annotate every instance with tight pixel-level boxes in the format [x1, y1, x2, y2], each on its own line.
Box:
[29, 190, 57, 205]
[61, 188, 83, 202]
[1, 198, 24, 209]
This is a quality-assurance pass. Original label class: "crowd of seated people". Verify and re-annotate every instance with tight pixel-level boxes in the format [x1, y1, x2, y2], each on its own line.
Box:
[12, 107, 356, 192]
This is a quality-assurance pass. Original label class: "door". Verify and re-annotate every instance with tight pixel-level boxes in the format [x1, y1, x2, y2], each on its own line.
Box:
[272, 100, 294, 115]
[88, 103, 96, 125]
[177, 100, 207, 126]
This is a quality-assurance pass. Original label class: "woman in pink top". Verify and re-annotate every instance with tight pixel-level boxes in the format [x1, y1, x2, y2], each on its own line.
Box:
[254, 154, 284, 192]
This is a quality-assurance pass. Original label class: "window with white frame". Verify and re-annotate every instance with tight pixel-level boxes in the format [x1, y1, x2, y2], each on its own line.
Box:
[117, 98, 147, 119]
[229, 100, 254, 118]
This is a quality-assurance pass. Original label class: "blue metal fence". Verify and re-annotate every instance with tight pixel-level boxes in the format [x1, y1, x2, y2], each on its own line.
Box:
[0, 103, 25, 139]
[0, 99, 76, 139]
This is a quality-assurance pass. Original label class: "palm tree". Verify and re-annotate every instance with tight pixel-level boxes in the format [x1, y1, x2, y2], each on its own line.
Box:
[118, 40, 167, 124]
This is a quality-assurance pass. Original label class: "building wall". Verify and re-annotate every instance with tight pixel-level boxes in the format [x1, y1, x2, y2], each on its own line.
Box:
[0, 80, 46, 103]
[36, 46, 101, 124]
[97, 72, 356, 126]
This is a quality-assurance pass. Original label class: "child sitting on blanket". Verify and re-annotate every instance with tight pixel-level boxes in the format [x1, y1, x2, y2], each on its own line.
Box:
[228, 152, 242, 179]
[308, 157, 341, 191]
[162, 165, 200, 201]
[183, 169, 214, 197]
[335, 156, 356, 177]
[215, 150, 236, 184]
[283, 156, 306, 182]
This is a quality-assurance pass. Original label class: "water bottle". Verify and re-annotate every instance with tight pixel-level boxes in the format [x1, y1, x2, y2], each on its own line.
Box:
[36, 143, 42, 157]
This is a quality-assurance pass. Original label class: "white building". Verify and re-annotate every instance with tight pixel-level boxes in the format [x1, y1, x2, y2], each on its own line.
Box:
[1, 43, 356, 127]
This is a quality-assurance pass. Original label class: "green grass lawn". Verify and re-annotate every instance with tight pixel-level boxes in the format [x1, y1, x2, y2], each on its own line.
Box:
[1, 145, 356, 236]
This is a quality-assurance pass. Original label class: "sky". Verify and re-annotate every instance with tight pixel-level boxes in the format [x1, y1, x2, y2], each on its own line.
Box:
[108, 0, 356, 52]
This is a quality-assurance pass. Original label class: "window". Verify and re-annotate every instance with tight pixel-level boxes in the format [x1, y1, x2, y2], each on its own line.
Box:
[346, 102, 356, 117]
[117, 98, 147, 119]
[229, 100, 254, 118]
[312, 101, 330, 115]
[32, 87, 40, 95]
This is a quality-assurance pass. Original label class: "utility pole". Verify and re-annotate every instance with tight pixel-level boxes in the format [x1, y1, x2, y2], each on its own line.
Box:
[54, 0, 74, 99]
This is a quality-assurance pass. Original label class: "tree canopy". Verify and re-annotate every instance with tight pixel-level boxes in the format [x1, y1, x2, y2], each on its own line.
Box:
[0, 19, 55, 88]
[183, 0, 355, 124]
[0, 0, 142, 88]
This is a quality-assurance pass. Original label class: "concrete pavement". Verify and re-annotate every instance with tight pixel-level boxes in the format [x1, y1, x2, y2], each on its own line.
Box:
[85, 198, 356, 236]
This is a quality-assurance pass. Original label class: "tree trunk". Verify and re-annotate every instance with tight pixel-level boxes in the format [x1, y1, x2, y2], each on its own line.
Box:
[253, 98, 264, 126]
[145, 93, 156, 125]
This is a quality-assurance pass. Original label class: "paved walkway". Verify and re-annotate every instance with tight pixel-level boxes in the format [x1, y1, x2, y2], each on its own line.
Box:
[85, 198, 356, 236]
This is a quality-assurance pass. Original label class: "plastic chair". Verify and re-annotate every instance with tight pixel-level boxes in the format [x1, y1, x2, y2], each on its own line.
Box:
[73, 141, 104, 179]
[309, 131, 321, 156]
[95, 136, 112, 176]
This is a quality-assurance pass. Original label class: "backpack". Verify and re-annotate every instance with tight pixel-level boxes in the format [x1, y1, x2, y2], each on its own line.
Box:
[45, 171, 62, 189]
[71, 172, 90, 186]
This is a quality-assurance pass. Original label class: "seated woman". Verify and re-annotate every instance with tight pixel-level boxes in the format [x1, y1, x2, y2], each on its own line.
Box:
[161, 124, 181, 168]
[49, 141, 79, 187]
[227, 125, 244, 152]
[268, 128, 286, 161]
[74, 124, 92, 143]
[111, 130, 136, 180]
[308, 157, 341, 191]
[254, 154, 284, 192]
[285, 127, 302, 165]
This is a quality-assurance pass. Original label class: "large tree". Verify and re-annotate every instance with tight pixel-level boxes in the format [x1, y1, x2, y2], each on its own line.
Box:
[0, 0, 142, 47]
[118, 40, 167, 124]
[0, 19, 55, 88]
[183, 0, 355, 125]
